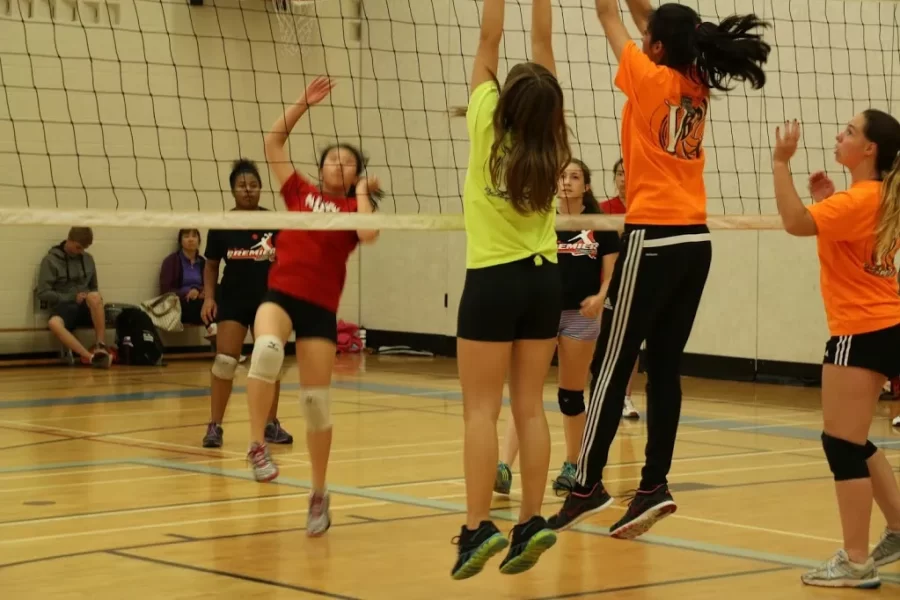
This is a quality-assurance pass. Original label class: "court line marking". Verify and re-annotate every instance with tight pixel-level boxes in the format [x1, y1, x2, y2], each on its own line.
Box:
[527, 566, 793, 599]
[106, 550, 360, 600]
[4, 378, 893, 447]
[130, 457, 900, 584]
[0, 490, 314, 528]
[1, 457, 897, 586]
[0, 498, 388, 545]
[0, 510, 453, 572]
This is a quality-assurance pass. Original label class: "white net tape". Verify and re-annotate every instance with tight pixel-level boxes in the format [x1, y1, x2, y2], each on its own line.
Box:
[0, 209, 784, 231]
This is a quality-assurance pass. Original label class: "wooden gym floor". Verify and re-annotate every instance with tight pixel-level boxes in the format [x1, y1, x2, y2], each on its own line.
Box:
[0, 355, 898, 598]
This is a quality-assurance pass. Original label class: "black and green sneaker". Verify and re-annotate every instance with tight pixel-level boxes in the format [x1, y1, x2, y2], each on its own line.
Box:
[498, 516, 557, 575]
[451, 520, 509, 580]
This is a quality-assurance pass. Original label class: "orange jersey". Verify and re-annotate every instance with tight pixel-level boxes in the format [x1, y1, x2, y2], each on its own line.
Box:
[615, 41, 709, 225]
[807, 180, 900, 336]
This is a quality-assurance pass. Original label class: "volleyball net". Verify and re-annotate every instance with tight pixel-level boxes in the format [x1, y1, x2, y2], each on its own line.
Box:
[2, 0, 898, 231]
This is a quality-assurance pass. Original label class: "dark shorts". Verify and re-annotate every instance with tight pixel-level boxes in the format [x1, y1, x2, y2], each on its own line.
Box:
[180, 297, 204, 326]
[824, 322, 900, 378]
[52, 301, 94, 331]
[216, 288, 266, 328]
[263, 289, 338, 343]
[457, 256, 561, 342]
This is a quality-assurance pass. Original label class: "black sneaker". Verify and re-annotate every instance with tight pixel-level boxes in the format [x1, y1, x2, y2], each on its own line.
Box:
[610, 483, 677, 540]
[451, 520, 508, 580]
[202, 423, 223, 448]
[264, 419, 294, 444]
[498, 516, 557, 575]
[547, 482, 614, 531]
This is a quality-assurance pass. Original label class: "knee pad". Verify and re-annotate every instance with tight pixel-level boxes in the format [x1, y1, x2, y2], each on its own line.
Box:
[247, 335, 284, 383]
[821, 432, 870, 481]
[211, 354, 238, 381]
[301, 387, 332, 432]
[558, 388, 586, 417]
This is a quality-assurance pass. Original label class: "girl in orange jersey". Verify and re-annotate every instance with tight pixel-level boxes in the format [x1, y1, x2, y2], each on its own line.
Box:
[548, 0, 770, 537]
[773, 112, 900, 589]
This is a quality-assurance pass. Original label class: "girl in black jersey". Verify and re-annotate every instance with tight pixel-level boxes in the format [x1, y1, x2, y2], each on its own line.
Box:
[199, 159, 293, 449]
[496, 159, 620, 495]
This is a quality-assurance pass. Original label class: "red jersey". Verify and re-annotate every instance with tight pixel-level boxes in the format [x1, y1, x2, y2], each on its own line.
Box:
[267, 172, 359, 313]
[599, 196, 626, 215]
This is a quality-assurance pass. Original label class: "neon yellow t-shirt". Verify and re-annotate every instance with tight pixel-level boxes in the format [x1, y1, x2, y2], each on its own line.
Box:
[463, 81, 557, 269]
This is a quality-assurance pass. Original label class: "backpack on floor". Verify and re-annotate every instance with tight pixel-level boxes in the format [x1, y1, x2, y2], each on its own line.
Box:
[336, 320, 363, 354]
[115, 307, 164, 366]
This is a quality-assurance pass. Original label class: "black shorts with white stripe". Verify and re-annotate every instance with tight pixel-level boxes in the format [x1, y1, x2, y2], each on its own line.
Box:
[824, 322, 900, 378]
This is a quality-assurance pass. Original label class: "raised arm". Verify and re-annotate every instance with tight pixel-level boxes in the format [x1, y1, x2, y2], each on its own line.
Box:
[773, 121, 817, 236]
[531, 0, 555, 76]
[264, 76, 336, 187]
[471, 0, 505, 91]
[623, 0, 652, 35]
[596, 0, 632, 60]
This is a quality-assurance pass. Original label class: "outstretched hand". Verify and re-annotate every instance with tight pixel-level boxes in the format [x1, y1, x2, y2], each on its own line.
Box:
[774, 120, 801, 163]
[301, 76, 336, 107]
[808, 171, 835, 203]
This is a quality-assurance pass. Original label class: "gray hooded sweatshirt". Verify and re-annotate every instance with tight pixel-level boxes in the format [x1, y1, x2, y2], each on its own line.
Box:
[36, 242, 99, 307]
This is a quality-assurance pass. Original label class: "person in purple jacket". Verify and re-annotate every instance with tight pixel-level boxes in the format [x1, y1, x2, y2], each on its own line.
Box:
[159, 229, 207, 326]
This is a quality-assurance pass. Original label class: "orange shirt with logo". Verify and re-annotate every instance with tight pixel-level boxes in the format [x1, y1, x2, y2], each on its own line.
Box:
[807, 180, 900, 336]
[615, 41, 709, 225]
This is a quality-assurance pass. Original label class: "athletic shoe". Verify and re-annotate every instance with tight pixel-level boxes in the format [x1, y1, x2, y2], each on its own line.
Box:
[451, 521, 508, 580]
[610, 484, 677, 539]
[202, 422, 223, 448]
[494, 462, 512, 495]
[892, 415, 900, 428]
[498, 516, 557, 575]
[552, 461, 577, 495]
[547, 482, 614, 531]
[306, 491, 331, 537]
[264, 419, 294, 444]
[622, 396, 640, 419]
[801, 549, 880, 589]
[871, 528, 900, 567]
[247, 442, 279, 482]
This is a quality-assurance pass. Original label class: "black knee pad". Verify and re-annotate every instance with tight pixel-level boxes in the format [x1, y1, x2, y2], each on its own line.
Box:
[821, 432, 871, 481]
[558, 388, 586, 417]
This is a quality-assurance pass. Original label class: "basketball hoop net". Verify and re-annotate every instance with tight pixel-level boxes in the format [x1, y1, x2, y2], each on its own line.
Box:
[271, 0, 320, 55]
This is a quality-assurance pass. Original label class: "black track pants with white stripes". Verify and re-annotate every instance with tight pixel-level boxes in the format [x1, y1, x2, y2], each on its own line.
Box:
[575, 224, 712, 490]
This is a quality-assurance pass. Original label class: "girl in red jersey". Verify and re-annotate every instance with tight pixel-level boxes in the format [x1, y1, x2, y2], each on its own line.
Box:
[773, 112, 900, 588]
[244, 76, 380, 538]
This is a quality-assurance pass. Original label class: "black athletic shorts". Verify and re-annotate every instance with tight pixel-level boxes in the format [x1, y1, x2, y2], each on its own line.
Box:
[823, 322, 900, 378]
[263, 289, 338, 343]
[457, 255, 561, 342]
[53, 301, 93, 331]
[216, 288, 266, 328]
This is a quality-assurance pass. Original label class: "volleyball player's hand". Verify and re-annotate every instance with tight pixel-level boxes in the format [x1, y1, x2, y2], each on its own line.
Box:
[186, 288, 200, 301]
[808, 171, 835, 203]
[357, 175, 380, 195]
[773, 119, 801, 163]
[201, 298, 217, 325]
[580, 294, 604, 320]
[300, 76, 336, 107]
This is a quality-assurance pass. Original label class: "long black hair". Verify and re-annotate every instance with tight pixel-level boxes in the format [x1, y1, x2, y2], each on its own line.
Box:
[647, 4, 771, 91]
[567, 158, 601, 213]
[318, 143, 382, 208]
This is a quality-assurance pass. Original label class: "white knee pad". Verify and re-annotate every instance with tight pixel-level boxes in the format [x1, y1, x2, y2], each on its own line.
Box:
[247, 335, 285, 383]
[301, 387, 332, 431]
[211, 354, 238, 381]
